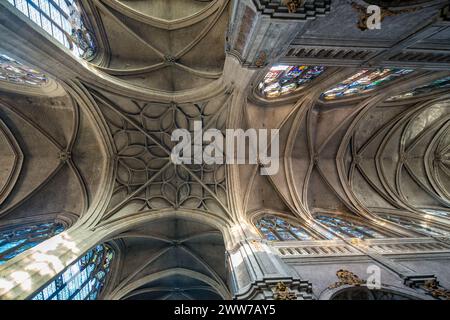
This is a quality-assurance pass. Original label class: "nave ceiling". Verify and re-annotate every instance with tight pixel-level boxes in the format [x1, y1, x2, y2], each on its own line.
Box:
[0, 0, 449, 300]
[87, 0, 231, 92]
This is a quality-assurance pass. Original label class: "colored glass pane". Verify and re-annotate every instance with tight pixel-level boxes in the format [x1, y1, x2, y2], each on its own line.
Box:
[258, 65, 326, 98]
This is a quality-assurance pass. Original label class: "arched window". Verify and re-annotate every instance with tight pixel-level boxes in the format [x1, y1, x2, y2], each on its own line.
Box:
[0, 53, 47, 86]
[422, 209, 450, 218]
[380, 214, 450, 237]
[387, 76, 450, 101]
[315, 215, 385, 239]
[258, 65, 326, 98]
[332, 287, 414, 300]
[255, 215, 314, 241]
[321, 68, 413, 100]
[363, 0, 431, 6]
[0, 221, 64, 265]
[31, 244, 114, 300]
[6, 0, 95, 58]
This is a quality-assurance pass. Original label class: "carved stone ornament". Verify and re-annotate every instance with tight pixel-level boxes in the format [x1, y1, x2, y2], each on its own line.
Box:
[328, 269, 367, 289]
[254, 51, 268, 67]
[423, 280, 450, 300]
[273, 282, 298, 300]
[282, 0, 305, 13]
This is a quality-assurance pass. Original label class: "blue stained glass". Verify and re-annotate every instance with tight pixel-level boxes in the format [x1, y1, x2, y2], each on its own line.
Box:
[316, 215, 384, 239]
[31, 244, 114, 300]
[0, 222, 64, 263]
[264, 231, 277, 241]
[387, 76, 450, 101]
[3, 241, 38, 258]
[277, 231, 296, 240]
[7, 0, 96, 59]
[42, 282, 56, 299]
[39, 0, 51, 15]
[97, 270, 106, 280]
[34, 292, 44, 300]
[256, 215, 314, 241]
[321, 69, 414, 100]
[29, 5, 41, 25]
[0, 239, 27, 254]
[422, 209, 450, 218]
[258, 65, 326, 98]
[381, 215, 449, 237]
[15, 0, 28, 14]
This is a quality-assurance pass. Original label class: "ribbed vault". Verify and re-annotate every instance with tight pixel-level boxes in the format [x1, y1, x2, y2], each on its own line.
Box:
[88, 0, 230, 91]
[243, 68, 450, 236]
[0, 0, 450, 301]
[104, 217, 230, 300]
[0, 86, 106, 228]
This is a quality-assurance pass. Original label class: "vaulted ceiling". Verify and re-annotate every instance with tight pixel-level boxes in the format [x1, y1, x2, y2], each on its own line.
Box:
[0, 88, 105, 227]
[0, 0, 449, 239]
[0, 0, 449, 300]
[245, 68, 449, 226]
[87, 0, 230, 91]
[104, 217, 229, 300]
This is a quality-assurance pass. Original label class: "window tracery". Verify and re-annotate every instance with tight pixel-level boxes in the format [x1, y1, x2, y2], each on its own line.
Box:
[422, 209, 450, 218]
[31, 244, 114, 300]
[255, 215, 314, 241]
[6, 0, 96, 59]
[321, 68, 413, 100]
[315, 215, 385, 239]
[363, 0, 431, 6]
[0, 221, 64, 265]
[258, 65, 326, 98]
[0, 53, 47, 86]
[387, 76, 450, 101]
[332, 287, 413, 300]
[380, 215, 450, 237]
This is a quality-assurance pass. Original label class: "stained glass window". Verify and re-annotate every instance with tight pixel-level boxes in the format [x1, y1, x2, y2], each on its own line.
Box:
[321, 68, 414, 100]
[422, 209, 450, 218]
[387, 76, 450, 101]
[31, 244, 114, 300]
[258, 65, 326, 98]
[0, 53, 47, 86]
[364, 0, 430, 6]
[255, 215, 314, 241]
[381, 215, 450, 237]
[6, 0, 96, 59]
[316, 215, 385, 239]
[0, 221, 64, 265]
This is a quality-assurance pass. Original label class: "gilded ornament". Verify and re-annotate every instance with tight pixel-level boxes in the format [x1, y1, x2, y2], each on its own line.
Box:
[423, 280, 450, 300]
[328, 269, 366, 289]
[273, 282, 297, 300]
[283, 0, 304, 13]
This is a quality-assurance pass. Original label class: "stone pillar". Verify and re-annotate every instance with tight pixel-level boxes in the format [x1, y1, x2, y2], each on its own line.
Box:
[226, 221, 313, 300]
[227, 0, 331, 68]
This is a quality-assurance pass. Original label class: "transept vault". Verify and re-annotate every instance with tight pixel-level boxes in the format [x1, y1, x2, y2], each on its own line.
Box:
[0, 0, 449, 300]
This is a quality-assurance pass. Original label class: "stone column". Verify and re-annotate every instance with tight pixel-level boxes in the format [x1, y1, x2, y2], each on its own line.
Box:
[227, 0, 331, 68]
[226, 221, 313, 300]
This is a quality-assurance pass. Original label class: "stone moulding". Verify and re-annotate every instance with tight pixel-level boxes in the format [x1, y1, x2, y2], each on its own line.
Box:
[0, 118, 24, 206]
[252, 0, 331, 19]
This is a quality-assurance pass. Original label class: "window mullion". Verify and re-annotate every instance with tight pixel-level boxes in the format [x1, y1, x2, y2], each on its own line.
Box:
[45, 261, 89, 300]
[48, 0, 69, 19]
[270, 228, 283, 241]
[0, 240, 30, 258]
